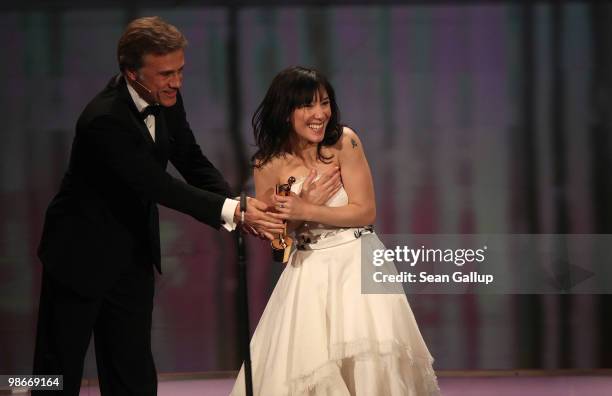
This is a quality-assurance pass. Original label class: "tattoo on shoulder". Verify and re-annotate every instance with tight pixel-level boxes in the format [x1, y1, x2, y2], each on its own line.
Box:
[351, 138, 358, 149]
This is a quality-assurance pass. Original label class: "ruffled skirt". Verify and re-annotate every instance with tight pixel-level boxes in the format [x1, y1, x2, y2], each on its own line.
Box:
[230, 231, 440, 396]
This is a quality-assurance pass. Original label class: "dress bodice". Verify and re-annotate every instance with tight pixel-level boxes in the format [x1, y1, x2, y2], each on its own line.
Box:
[289, 175, 349, 242]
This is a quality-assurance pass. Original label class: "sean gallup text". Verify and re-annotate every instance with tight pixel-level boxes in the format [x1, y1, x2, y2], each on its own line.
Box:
[373, 271, 494, 285]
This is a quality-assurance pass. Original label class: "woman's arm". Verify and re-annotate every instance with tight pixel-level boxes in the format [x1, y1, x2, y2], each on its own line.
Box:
[254, 163, 303, 235]
[253, 162, 276, 207]
[273, 127, 376, 227]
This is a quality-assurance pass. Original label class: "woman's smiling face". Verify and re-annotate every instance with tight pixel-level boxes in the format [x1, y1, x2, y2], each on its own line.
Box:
[289, 87, 331, 145]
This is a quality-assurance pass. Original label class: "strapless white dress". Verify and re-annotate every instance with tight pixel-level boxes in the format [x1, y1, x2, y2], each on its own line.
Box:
[230, 177, 440, 396]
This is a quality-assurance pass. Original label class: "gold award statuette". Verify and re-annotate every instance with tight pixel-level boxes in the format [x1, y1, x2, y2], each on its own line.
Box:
[271, 176, 296, 263]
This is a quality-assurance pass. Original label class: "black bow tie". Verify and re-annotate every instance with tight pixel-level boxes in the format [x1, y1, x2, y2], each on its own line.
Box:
[140, 105, 160, 119]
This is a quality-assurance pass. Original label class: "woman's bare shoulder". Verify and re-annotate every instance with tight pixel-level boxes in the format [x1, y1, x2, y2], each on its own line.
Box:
[328, 126, 363, 156]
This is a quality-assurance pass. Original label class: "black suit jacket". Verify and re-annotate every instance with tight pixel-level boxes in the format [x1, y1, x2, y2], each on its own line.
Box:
[38, 75, 234, 297]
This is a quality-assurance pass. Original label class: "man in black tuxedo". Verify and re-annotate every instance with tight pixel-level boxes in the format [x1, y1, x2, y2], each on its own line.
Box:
[32, 16, 283, 395]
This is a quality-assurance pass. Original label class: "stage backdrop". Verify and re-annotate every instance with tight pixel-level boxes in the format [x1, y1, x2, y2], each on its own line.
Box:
[1, 2, 611, 377]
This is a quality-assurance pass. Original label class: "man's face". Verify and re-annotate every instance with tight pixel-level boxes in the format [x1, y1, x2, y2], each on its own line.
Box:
[126, 49, 184, 107]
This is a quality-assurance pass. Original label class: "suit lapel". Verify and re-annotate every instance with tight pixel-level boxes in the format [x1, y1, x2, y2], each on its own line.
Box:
[130, 108, 157, 149]
[113, 75, 165, 162]
[154, 110, 169, 167]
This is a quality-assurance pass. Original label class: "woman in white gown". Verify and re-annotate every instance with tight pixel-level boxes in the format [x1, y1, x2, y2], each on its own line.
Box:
[231, 66, 440, 396]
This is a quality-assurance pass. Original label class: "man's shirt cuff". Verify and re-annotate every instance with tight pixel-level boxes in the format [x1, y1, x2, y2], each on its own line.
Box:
[221, 198, 239, 231]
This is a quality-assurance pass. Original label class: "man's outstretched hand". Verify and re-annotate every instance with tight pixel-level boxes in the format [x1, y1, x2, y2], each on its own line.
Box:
[234, 196, 285, 240]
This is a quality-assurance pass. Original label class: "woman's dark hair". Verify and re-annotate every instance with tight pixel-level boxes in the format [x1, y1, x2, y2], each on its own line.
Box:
[252, 66, 343, 168]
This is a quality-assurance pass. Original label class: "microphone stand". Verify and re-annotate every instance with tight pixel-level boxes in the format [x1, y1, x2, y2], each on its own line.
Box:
[237, 192, 253, 396]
